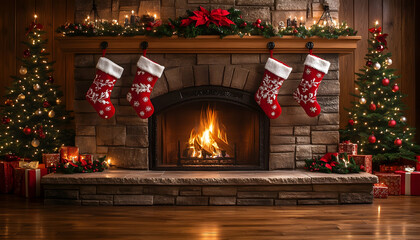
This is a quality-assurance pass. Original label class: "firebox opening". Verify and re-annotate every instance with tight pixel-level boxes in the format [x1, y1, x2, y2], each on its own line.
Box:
[149, 87, 268, 170]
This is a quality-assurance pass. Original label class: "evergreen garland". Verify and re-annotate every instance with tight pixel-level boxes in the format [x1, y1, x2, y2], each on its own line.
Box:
[304, 153, 362, 174]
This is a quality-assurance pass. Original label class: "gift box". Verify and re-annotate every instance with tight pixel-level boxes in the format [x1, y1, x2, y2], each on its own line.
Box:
[0, 161, 19, 193]
[60, 146, 79, 163]
[379, 165, 405, 173]
[416, 156, 420, 171]
[375, 173, 401, 195]
[349, 155, 372, 173]
[14, 167, 48, 198]
[42, 153, 60, 167]
[395, 171, 420, 196]
[373, 183, 388, 198]
[339, 141, 358, 155]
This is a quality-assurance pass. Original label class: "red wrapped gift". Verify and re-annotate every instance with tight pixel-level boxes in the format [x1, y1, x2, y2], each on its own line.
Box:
[14, 167, 48, 198]
[0, 161, 19, 193]
[375, 173, 401, 195]
[379, 165, 405, 173]
[373, 183, 388, 198]
[349, 155, 372, 173]
[79, 154, 93, 164]
[42, 153, 60, 167]
[60, 146, 79, 163]
[416, 156, 420, 171]
[339, 141, 358, 155]
[395, 171, 420, 196]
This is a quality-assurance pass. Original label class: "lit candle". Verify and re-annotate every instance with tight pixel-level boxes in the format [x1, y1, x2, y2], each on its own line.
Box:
[153, 13, 157, 21]
[130, 10, 135, 24]
[124, 15, 129, 26]
[375, 20, 379, 26]
[86, 15, 90, 24]
[286, 16, 291, 27]
[34, 14, 37, 23]
[299, 16, 304, 26]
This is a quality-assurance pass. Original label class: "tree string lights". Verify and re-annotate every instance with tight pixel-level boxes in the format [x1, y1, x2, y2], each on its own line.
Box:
[56, 7, 357, 39]
[340, 21, 419, 163]
[0, 15, 74, 161]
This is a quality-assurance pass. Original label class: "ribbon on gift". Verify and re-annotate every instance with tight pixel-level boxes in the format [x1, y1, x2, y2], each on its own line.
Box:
[396, 171, 420, 196]
[25, 169, 42, 198]
[19, 161, 39, 169]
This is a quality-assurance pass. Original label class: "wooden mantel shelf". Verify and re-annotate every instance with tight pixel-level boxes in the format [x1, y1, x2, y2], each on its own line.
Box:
[56, 35, 361, 54]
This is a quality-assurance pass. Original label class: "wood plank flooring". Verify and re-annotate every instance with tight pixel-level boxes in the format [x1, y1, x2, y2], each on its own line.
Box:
[1, 194, 420, 239]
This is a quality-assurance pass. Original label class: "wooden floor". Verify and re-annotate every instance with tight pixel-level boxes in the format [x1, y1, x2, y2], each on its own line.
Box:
[1, 195, 420, 240]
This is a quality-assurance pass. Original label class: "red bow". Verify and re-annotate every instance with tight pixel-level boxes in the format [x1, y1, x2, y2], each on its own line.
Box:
[26, 22, 43, 35]
[368, 26, 381, 34]
[181, 6, 235, 27]
[375, 33, 388, 46]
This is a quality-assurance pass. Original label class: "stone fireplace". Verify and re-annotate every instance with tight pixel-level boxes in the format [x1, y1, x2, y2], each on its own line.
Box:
[74, 52, 340, 170]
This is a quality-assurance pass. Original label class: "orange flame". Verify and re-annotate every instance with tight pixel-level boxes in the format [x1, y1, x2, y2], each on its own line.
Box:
[187, 106, 229, 158]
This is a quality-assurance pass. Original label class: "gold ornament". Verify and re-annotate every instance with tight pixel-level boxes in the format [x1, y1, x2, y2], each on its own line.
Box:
[359, 97, 367, 104]
[56, 98, 62, 105]
[48, 110, 55, 118]
[35, 109, 42, 115]
[18, 93, 26, 100]
[386, 58, 393, 65]
[33, 84, 41, 91]
[373, 62, 381, 70]
[400, 116, 407, 123]
[31, 138, 40, 148]
[19, 66, 27, 75]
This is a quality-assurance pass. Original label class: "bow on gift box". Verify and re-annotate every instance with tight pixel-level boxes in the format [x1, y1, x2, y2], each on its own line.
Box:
[19, 161, 39, 169]
[181, 6, 235, 27]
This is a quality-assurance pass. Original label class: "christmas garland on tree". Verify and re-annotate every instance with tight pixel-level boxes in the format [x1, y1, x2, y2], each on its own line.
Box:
[54, 156, 108, 174]
[57, 7, 357, 39]
[304, 153, 362, 174]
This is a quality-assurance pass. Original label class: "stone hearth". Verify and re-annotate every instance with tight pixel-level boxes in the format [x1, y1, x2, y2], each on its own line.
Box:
[42, 170, 377, 206]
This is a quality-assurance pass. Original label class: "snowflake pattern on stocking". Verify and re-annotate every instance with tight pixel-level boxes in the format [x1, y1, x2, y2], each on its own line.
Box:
[255, 74, 284, 105]
[92, 74, 116, 91]
[293, 88, 318, 104]
[86, 89, 110, 105]
[299, 78, 320, 92]
[131, 83, 152, 94]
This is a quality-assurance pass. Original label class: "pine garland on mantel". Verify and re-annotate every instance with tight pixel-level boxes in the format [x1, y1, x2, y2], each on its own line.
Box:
[57, 7, 357, 39]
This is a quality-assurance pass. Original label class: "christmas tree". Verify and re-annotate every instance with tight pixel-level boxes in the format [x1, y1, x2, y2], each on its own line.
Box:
[0, 16, 74, 161]
[340, 23, 420, 162]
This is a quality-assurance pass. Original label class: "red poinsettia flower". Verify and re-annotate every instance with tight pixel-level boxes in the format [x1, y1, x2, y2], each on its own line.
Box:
[325, 163, 332, 170]
[181, 6, 235, 27]
[209, 8, 234, 27]
[375, 33, 388, 46]
[330, 161, 338, 167]
[80, 159, 87, 166]
[368, 26, 381, 34]
[69, 162, 78, 167]
[320, 152, 338, 162]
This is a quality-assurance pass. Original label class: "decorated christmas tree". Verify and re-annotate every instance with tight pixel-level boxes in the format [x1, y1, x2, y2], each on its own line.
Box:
[340, 23, 420, 162]
[0, 17, 74, 161]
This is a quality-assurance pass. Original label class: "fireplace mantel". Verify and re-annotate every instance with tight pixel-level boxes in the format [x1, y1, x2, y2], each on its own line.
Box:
[56, 36, 361, 54]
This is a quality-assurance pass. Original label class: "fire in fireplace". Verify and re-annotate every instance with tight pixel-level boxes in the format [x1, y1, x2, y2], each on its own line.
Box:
[149, 87, 268, 170]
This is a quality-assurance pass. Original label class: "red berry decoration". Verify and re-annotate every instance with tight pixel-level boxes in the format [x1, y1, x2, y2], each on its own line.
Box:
[2, 116, 11, 124]
[47, 76, 54, 83]
[388, 119, 396, 127]
[394, 138, 402, 146]
[43, 101, 50, 108]
[293, 29, 298, 33]
[392, 84, 399, 92]
[23, 127, 32, 135]
[366, 60, 373, 67]
[368, 134, 376, 143]
[348, 119, 354, 126]
[376, 45, 384, 52]
[256, 19, 262, 24]
[382, 78, 390, 86]
[369, 103, 377, 111]
[260, 25, 264, 29]
[23, 49, 30, 58]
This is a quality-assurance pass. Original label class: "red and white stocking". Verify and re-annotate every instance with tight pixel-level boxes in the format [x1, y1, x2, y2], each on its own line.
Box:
[127, 56, 165, 119]
[293, 54, 330, 117]
[255, 58, 292, 119]
[86, 57, 124, 119]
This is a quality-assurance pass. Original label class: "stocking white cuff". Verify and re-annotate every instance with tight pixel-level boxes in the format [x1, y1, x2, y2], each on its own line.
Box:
[137, 56, 165, 78]
[265, 58, 292, 79]
[96, 57, 124, 79]
[304, 54, 330, 74]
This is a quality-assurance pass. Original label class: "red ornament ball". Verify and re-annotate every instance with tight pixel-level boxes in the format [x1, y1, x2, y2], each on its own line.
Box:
[394, 138, 402, 146]
[388, 119, 397, 127]
[2, 116, 11, 124]
[47, 76, 54, 83]
[256, 19, 262, 24]
[382, 78, 390, 86]
[23, 127, 32, 135]
[369, 103, 377, 111]
[293, 29, 298, 33]
[368, 134, 376, 143]
[348, 119, 354, 126]
[23, 49, 30, 58]
[43, 101, 50, 108]
[366, 60, 373, 67]
[376, 45, 385, 52]
[392, 84, 399, 92]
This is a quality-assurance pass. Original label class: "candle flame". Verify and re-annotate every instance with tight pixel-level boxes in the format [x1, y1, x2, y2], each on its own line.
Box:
[34, 14, 37, 19]
[131, 10, 135, 14]
[375, 20, 379, 25]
